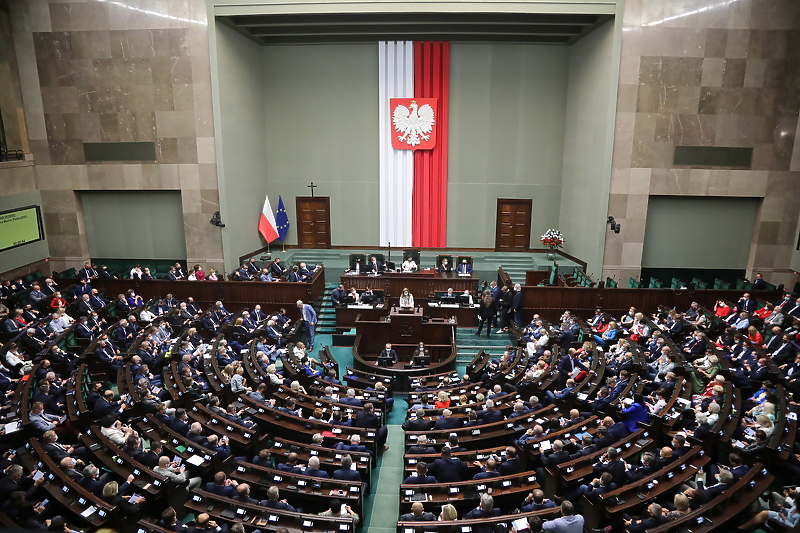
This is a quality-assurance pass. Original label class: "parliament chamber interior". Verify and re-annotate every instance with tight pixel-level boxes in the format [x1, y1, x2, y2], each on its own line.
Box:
[0, 0, 799, 532]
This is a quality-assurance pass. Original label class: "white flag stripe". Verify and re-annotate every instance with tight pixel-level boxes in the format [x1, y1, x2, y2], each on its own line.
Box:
[379, 41, 414, 248]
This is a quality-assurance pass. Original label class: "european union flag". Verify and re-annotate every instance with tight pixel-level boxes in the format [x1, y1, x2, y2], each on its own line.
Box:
[276, 195, 290, 241]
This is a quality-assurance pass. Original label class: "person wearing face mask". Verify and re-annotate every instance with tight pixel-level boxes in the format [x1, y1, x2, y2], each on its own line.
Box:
[399, 288, 414, 308]
[402, 255, 418, 272]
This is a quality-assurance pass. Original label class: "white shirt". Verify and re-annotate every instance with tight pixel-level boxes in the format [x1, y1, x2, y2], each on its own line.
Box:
[402, 260, 418, 272]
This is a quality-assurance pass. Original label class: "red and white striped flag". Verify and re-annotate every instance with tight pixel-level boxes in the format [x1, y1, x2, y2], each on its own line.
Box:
[379, 41, 449, 248]
[258, 195, 279, 243]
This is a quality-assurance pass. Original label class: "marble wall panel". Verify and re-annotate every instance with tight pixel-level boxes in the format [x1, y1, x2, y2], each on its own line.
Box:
[603, 0, 800, 287]
[8, 0, 222, 271]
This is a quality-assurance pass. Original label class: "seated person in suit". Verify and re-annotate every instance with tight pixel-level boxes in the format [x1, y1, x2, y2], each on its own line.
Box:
[368, 256, 382, 274]
[303, 456, 330, 478]
[264, 486, 297, 512]
[333, 455, 362, 482]
[204, 471, 238, 497]
[402, 462, 438, 484]
[407, 435, 436, 455]
[463, 494, 501, 520]
[456, 259, 473, 274]
[378, 343, 397, 366]
[435, 409, 462, 430]
[400, 501, 436, 521]
[521, 489, 557, 512]
[437, 258, 451, 273]
[334, 434, 371, 455]
[428, 447, 467, 483]
[401, 256, 418, 272]
[270, 258, 287, 278]
[472, 458, 501, 479]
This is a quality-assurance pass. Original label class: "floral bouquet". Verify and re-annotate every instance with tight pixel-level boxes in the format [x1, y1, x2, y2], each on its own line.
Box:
[540, 229, 564, 249]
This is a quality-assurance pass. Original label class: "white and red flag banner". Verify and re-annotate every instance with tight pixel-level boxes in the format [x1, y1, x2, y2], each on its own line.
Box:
[379, 41, 449, 248]
[258, 195, 279, 243]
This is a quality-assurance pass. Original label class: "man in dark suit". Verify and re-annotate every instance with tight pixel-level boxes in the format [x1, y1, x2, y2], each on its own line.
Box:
[463, 494, 501, 520]
[625, 503, 667, 533]
[402, 462, 437, 484]
[276, 452, 303, 474]
[270, 258, 287, 278]
[472, 458, 501, 480]
[455, 259, 473, 274]
[93, 390, 126, 419]
[288, 266, 302, 282]
[497, 447, 523, 475]
[378, 343, 397, 365]
[626, 452, 658, 482]
[557, 348, 590, 388]
[186, 423, 208, 447]
[264, 486, 297, 512]
[353, 402, 389, 452]
[0, 464, 44, 501]
[231, 483, 265, 506]
[399, 502, 436, 521]
[402, 408, 433, 431]
[569, 434, 598, 461]
[407, 435, 436, 455]
[697, 469, 733, 502]
[368, 256, 382, 274]
[167, 408, 191, 435]
[331, 284, 347, 306]
[435, 409, 462, 430]
[303, 456, 330, 478]
[332, 455, 362, 482]
[593, 447, 627, 485]
[543, 440, 571, 469]
[334, 434, 371, 455]
[476, 399, 504, 424]
[429, 447, 466, 483]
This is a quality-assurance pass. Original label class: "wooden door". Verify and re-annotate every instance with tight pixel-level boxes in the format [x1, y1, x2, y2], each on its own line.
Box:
[296, 197, 331, 248]
[495, 198, 532, 251]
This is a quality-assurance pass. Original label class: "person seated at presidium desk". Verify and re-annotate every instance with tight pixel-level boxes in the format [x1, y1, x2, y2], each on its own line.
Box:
[368, 256, 383, 274]
[456, 259, 473, 275]
[438, 258, 451, 273]
[377, 343, 398, 367]
[413, 342, 430, 367]
[402, 256, 418, 272]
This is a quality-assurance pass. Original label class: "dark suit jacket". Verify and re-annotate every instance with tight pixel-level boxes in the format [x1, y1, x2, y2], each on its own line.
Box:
[435, 417, 462, 430]
[429, 457, 466, 483]
[333, 469, 362, 482]
[402, 418, 433, 431]
[353, 411, 381, 429]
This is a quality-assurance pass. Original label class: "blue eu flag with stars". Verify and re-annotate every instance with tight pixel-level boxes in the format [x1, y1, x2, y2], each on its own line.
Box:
[276, 195, 290, 241]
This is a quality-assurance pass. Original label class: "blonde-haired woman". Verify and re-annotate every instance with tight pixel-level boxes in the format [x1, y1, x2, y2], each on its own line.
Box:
[266, 364, 284, 385]
[439, 504, 457, 521]
[434, 391, 450, 409]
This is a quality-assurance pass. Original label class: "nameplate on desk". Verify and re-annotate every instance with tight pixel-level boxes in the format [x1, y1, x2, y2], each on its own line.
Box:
[347, 305, 373, 309]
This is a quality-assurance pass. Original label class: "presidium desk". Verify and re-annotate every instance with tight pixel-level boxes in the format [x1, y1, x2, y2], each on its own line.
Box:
[338, 269, 480, 326]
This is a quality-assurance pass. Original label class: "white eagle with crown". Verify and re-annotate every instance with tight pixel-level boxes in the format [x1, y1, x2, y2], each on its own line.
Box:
[392, 100, 435, 147]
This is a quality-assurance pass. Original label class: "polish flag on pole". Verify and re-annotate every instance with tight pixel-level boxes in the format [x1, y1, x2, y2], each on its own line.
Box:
[258, 195, 279, 243]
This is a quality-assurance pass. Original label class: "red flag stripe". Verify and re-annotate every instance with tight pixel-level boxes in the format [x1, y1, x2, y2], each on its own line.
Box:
[412, 41, 449, 248]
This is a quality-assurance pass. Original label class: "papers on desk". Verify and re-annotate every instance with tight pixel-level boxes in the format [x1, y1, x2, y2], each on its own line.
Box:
[80, 506, 96, 518]
[186, 455, 204, 466]
[576, 393, 589, 401]
[2, 421, 20, 434]
[347, 304, 373, 309]
[539, 440, 552, 451]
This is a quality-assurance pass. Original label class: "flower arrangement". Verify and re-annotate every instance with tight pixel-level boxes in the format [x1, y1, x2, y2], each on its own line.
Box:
[540, 229, 564, 249]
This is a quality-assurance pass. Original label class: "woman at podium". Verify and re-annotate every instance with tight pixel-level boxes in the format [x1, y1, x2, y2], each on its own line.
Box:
[399, 288, 414, 308]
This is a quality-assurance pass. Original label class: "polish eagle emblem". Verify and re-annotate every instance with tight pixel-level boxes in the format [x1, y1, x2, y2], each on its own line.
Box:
[390, 98, 437, 150]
